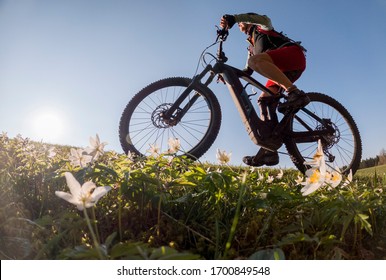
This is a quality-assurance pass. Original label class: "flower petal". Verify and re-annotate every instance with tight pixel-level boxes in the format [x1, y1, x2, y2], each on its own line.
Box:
[295, 175, 304, 185]
[91, 135, 97, 147]
[90, 186, 112, 203]
[64, 172, 81, 197]
[342, 169, 353, 187]
[276, 169, 284, 179]
[76, 204, 85, 211]
[55, 191, 77, 205]
[301, 182, 322, 196]
[216, 149, 231, 164]
[81, 181, 96, 195]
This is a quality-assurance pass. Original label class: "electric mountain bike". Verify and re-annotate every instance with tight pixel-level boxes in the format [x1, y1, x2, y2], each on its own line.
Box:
[119, 28, 362, 175]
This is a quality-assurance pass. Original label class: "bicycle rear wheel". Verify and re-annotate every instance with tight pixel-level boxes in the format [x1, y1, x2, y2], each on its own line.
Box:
[119, 77, 222, 159]
[284, 92, 362, 175]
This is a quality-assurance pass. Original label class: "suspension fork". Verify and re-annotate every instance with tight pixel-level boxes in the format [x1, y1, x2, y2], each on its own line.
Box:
[181, 68, 217, 113]
[162, 64, 214, 120]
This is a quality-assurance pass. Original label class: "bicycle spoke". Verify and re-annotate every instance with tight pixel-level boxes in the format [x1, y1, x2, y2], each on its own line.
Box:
[121, 81, 217, 157]
[287, 93, 361, 174]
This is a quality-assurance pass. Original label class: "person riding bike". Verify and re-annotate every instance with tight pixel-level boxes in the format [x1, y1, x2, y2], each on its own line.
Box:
[220, 13, 310, 167]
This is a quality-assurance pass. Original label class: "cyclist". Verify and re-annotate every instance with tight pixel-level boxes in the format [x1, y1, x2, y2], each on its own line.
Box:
[220, 13, 310, 167]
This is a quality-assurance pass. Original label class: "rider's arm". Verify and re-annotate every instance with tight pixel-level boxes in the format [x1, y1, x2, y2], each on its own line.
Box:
[234, 13, 273, 31]
[243, 52, 254, 75]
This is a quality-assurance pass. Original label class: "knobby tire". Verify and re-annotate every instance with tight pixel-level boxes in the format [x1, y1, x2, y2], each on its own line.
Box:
[284, 92, 362, 175]
[119, 77, 222, 160]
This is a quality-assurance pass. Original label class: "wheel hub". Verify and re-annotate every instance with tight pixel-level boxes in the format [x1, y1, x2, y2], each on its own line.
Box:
[151, 103, 181, 128]
[316, 119, 341, 162]
[319, 120, 340, 149]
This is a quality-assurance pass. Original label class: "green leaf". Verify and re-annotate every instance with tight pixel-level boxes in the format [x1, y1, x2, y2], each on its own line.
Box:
[279, 233, 318, 246]
[170, 193, 192, 204]
[340, 213, 354, 240]
[354, 213, 373, 236]
[104, 232, 117, 250]
[169, 179, 197, 187]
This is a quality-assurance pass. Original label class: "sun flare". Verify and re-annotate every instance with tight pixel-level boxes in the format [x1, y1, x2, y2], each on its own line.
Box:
[29, 109, 67, 143]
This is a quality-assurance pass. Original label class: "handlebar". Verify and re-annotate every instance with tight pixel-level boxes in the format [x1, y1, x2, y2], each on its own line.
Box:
[215, 27, 228, 62]
[216, 27, 229, 42]
[196, 27, 229, 71]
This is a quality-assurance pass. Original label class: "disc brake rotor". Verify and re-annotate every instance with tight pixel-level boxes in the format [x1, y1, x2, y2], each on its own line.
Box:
[151, 103, 182, 128]
[316, 120, 340, 162]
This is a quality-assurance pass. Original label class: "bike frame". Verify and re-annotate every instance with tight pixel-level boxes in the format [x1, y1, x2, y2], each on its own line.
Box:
[164, 36, 334, 151]
[205, 62, 279, 147]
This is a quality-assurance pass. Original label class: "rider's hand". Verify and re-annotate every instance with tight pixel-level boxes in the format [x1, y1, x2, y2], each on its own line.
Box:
[220, 14, 236, 29]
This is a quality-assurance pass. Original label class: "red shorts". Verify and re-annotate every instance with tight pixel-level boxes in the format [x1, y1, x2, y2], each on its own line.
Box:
[265, 45, 306, 88]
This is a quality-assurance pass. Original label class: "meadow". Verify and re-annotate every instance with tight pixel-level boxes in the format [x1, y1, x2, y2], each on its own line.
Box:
[356, 164, 386, 177]
[0, 133, 385, 260]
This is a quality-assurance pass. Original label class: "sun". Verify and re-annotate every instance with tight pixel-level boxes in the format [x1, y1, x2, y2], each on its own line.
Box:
[29, 109, 67, 143]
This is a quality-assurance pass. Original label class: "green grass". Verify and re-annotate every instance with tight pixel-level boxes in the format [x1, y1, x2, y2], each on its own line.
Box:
[357, 164, 386, 177]
[1, 134, 386, 260]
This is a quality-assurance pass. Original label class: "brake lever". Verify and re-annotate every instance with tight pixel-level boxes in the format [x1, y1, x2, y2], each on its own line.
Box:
[215, 26, 229, 41]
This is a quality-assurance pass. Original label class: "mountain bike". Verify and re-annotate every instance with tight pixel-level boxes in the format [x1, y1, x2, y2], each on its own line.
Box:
[119, 28, 362, 175]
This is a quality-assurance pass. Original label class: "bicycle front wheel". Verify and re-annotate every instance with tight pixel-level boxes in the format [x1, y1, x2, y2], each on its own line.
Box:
[285, 92, 362, 175]
[119, 77, 222, 159]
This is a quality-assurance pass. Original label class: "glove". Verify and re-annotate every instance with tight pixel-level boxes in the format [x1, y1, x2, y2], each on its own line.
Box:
[222, 14, 236, 29]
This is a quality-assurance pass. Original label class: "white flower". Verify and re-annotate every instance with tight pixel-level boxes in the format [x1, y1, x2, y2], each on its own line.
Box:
[299, 140, 351, 195]
[325, 168, 343, 189]
[301, 161, 327, 196]
[301, 169, 323, 196]
[168, 138, 181, 153]
[257, 172, 264, 181]
[69, 148, 93, 167]
[304, 139, 324, 167]
[127, 150, 135, 161]
[295, 175, 304, 185]
[85, 134, 107, 160]
[276, 169, 284, 179]
[216, 149, 231, 165]
[166, 155, 174, 164]
[266, 175, 274, 183]
[47, 147, 56, 158]
[147, 143, 160, 156]
[342, 169, 353, 187]
[259, 193, 268, 199]
[55, 172, 111, 211]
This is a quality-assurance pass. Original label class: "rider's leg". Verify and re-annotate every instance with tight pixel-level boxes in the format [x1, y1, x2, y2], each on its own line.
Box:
[248, 53, 293, 91]
[258, 84, 280, 122]
[244, 84, 280, 167]
[248, 47, 309, 112]
[244, 47, 308, 167]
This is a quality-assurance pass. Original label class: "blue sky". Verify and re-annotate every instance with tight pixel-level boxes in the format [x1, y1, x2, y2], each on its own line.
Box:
[1, 0, 386, 167]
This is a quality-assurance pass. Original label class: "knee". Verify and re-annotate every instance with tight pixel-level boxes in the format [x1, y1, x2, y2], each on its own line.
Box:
[248, 53, 268, 70]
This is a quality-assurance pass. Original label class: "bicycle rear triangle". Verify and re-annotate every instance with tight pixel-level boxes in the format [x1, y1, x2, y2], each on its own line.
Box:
[119, 28, 362, 175]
